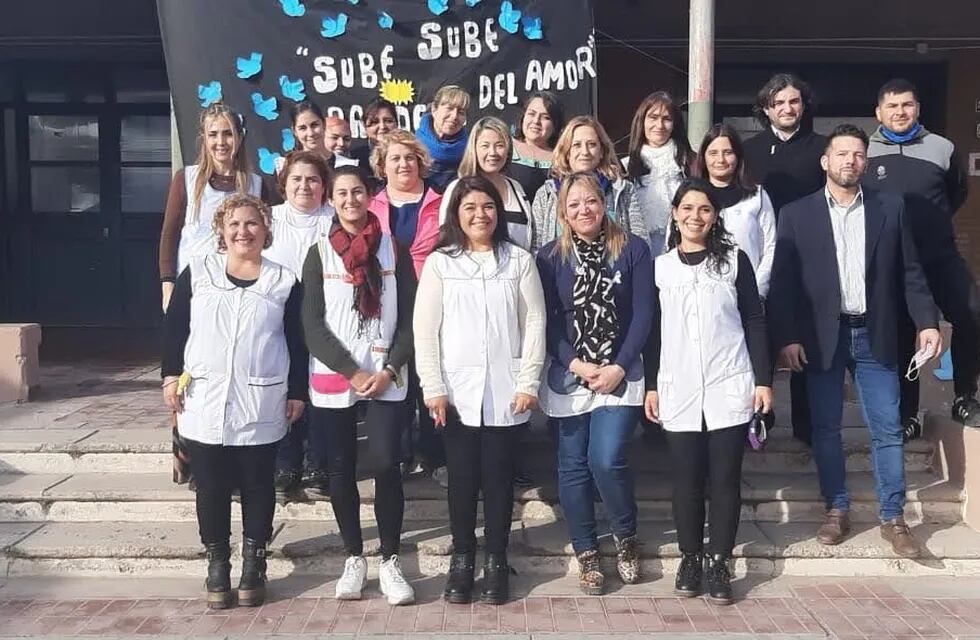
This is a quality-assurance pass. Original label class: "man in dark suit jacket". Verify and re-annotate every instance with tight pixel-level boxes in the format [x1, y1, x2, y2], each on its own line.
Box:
[768, 124, 941, 559]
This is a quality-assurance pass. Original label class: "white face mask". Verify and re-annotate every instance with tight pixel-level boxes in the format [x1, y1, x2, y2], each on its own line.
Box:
[905, 343, 937, 382]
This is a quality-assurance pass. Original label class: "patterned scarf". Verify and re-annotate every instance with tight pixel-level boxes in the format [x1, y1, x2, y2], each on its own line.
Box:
[328, 213, 383, 328]
[571, 231, 619, 387]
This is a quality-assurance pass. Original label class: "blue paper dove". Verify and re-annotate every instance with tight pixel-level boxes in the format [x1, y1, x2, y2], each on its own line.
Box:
[282, 128, 296, 152]
[427, 0, 449, 16]
[347, 0, 360, 4]
[278, 0, 306, 17]
[278, 75, 306, 102]
[378, 11, 394, 29]
[197, 81, 222, 107]
[235, 52, 262, 79]
[465, 0, 481, 6]
[321, 13, 349, 38]
[251, 92, 279, 121]
[521, 16, 542, 40]
[257, 148, 282, 176]
[498, 1, 521, 34]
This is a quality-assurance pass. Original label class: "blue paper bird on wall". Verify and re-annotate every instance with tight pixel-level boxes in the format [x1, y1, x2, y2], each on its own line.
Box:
[498, 1, 521, 34]
[251, 92, 279, 121]
[236, 52, 263, 79]
[321, 13, 349, 38]
[258, 148, 282, 175]
[279, 75, 306, 102]
[278, 0, 306, 17]
[197, 81, 222, 107]
[282, 128, 296, 152]
[521, 16, 543, 40]
[378, 11, 394, 29]
[427, 0, 449, 15]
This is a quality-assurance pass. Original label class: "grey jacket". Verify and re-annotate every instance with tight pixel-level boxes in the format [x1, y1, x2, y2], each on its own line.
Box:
[529, 177, 648, 253]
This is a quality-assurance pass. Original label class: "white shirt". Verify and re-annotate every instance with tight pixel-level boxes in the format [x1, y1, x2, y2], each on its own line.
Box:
[825, 187, 866, 314]
[264, 203, 334, 280]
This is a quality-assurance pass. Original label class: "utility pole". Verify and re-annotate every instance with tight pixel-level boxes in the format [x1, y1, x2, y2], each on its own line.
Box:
[688, 0, 714, 148]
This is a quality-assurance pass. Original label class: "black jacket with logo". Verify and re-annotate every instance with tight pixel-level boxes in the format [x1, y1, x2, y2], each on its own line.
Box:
[864, 126, 968, 264]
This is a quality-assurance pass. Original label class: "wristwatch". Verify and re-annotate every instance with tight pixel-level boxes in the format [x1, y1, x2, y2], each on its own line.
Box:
[383, 364, 403, 388]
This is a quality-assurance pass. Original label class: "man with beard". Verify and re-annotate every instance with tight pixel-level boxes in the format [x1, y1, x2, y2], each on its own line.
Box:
[768, 124, 941, 558]
[865, 78, 979, 432]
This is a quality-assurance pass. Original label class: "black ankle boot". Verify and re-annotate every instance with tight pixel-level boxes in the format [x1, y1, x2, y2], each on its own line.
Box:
[204, 541, 233, 609]
[443, 551, 476, 604]
[674, 552, 702, 598]
[480, 552, 510, 605]
[238, 538, 268, 607]
[705, 554, 733, 605]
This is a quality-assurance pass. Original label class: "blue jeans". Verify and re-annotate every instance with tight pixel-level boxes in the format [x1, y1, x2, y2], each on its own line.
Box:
[807, 325, 906, 521]
[557, 406, 639, 553]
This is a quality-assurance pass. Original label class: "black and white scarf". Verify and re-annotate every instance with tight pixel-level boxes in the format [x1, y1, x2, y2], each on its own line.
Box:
[571, 231, 619, 387]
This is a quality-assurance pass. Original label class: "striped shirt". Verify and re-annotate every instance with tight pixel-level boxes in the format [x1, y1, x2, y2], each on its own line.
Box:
[825, 187, 866, 315]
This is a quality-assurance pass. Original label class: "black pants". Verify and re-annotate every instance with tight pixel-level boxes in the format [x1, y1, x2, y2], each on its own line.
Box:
[184, 437, 279, 545]
[403, 360, 446, 469]
[899, 254, 980, 421]
[310, 401, 404, 559]
[665, 423, 748, 557]
[444, 420, 519, 555]
[790, 372, 811, 445]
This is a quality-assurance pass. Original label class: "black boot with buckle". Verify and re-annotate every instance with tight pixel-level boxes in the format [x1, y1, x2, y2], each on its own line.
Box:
[443, 551, 476, 604]
[238, 538, 268, 607]
[204, 541, 233, 609]
[480, 552, 511, 605]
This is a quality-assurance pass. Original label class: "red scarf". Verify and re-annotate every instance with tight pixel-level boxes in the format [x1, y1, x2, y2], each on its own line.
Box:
[328, 213, 383, 322]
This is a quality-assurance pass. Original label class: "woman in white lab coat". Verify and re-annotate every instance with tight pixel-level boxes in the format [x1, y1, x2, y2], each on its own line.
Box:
[162, 193, 307, 610]
[643, 178, 772, 606]
[414, 175, 546, 606]
[264, 150, 334, 497]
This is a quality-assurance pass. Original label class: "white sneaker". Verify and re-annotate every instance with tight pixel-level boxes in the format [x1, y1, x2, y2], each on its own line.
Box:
[335, 555, 367, 600]
[378, 555, 415, 605]
[431, 466, 449, 489]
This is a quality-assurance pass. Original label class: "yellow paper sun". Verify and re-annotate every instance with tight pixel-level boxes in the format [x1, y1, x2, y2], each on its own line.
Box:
[379, 79, 415, 106]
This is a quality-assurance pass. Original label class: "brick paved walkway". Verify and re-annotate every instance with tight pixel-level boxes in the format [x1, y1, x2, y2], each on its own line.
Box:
[3, 581, 980, 638]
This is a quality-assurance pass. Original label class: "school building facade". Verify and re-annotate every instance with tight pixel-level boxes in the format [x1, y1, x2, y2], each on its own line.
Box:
[0, 0, 978, 328]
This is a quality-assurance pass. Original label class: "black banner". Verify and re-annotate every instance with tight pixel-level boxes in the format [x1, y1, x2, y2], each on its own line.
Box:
[157, 0, 596, 175]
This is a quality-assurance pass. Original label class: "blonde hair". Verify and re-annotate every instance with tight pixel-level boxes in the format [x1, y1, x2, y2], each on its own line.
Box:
[550, 115, 623, 181]
[212, 193, 273, 252]
[431, 84, 471, 112]
[457, 116, 512, 177]
[191, 103, 253, 220]
[552, 172, 627, 262]
[370, 129, 432, 180]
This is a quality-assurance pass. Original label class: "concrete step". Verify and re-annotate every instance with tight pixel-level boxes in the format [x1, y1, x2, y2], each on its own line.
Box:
[0, 470, 962, 525]
[0, 426, 936, 474]
[3, 518, 980, 578]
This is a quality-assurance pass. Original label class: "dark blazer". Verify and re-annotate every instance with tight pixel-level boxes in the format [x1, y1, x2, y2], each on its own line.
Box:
[768, 187, 938, 371]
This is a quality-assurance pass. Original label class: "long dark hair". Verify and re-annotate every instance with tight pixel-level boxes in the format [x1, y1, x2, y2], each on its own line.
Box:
[696, 124, 756, 199]
[435, 175, 513, 257]
[667, 178, 735, 275]
[513, 91, 565, 149]
[626, 91, 695, 181]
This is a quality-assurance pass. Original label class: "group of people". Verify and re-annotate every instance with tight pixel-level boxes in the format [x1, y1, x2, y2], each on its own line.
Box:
[159, 73, 980, 610]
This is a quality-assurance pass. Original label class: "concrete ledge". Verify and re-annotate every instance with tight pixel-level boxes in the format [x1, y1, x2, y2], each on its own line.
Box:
[0, 324, 41, 404]
[925, 411, 980, 531]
